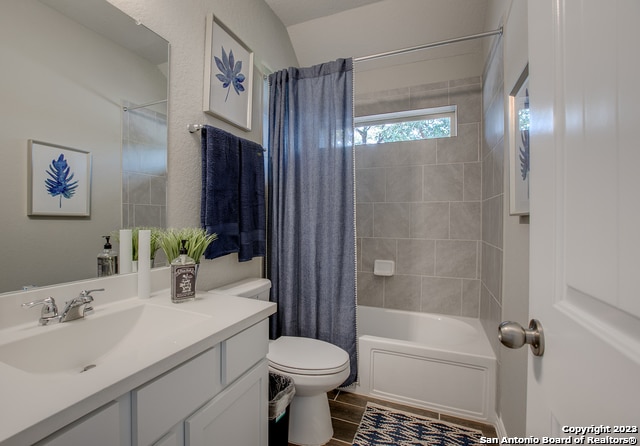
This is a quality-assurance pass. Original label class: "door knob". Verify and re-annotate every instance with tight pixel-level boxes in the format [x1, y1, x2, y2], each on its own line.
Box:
[498, 319, 544, 356]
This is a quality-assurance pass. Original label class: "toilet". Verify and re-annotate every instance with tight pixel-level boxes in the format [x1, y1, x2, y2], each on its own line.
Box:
[210, 278, 350, 446]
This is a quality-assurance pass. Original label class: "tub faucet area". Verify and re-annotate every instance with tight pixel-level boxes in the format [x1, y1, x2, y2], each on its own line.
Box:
[22, 289, 103, 325]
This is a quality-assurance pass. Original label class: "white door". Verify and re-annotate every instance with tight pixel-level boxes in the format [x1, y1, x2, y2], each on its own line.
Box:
[527, 0, 640, 435]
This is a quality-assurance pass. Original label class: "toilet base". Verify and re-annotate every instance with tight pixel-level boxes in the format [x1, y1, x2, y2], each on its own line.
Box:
[287, 393, 333, 446]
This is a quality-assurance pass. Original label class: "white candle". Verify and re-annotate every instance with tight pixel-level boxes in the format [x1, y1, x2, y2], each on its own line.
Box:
[137, 230, 151, 299]
[119, 229, 132, 274]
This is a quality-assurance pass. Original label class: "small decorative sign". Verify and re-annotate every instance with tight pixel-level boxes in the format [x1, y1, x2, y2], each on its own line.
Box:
[28, 140, 91, 217]
[171, 264, 197, 303]
[203, 13, 254, 131]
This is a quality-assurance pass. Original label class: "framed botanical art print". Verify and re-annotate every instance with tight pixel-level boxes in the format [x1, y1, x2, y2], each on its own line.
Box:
[203, 13, 254, 131]
[28, 140, 91, 217]
[509, 65, 530, 215]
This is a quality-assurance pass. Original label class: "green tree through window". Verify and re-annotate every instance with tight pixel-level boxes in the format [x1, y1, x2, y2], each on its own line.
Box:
[354, 106, 456, 145]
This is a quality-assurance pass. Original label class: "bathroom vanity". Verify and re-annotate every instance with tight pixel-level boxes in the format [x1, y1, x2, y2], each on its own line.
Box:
[0, 275, 276, 446]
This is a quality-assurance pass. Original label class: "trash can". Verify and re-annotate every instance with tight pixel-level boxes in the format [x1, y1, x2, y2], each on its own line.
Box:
[268, 372, 296, 446]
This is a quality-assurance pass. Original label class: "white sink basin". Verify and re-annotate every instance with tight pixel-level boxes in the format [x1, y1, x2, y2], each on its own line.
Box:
[0, 303, 210, 375]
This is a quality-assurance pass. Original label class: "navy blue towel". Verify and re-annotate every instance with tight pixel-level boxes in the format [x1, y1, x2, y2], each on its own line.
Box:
[201, 125, 265, 261]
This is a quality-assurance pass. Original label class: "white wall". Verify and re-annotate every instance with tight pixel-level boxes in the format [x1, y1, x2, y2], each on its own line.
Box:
[108, 0, 299, 290]
[0, 0, 167, 292]
[286, 0, 489, 95]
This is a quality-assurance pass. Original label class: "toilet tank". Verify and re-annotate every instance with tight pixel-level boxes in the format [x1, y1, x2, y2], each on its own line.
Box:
[209, 278, 271, 301]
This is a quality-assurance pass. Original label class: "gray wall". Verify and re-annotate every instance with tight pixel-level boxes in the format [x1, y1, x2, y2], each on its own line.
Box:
[355, 77, 483, 317]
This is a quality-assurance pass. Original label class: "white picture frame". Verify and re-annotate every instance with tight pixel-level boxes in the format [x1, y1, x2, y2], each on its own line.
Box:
[203, 13, 254, 131]
[508, 65, 530, 216]
[28, 140, 91, 217]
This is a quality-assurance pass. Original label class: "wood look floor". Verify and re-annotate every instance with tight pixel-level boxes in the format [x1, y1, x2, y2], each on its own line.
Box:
[288, 390, 498, 446]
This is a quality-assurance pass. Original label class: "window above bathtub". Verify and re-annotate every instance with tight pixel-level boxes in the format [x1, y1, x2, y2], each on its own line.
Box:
[354, 105, 457, 146]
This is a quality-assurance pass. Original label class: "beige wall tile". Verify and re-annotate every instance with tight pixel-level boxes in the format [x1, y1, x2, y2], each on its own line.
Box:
[410, 202, 450, 239]
[449, 84, 482, 124]
[409, 83, 449, 110]
[421, 276, 462, 315]
[356, 168, 386, 202]
[357, 272, 384, 307]
[384, 275, 422, 311]
[464, 162, 482, 201]
[450, 201, 481, 240]
[373, 203, 411, 237]
[462, 279, 481, 317]
[397, 239, 436, 275]
[356, 204, 374, 238]
[482, 195, 503, 249]
[386, 165, 423, 202]
[424, 164, 464, 201]
[481, 242, 503, 304]
[435, 240, 478, 279]
[437, 123, 480, 164]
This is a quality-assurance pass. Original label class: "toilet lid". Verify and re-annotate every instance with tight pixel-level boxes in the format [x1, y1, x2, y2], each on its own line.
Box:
[268, 336, 350, 376]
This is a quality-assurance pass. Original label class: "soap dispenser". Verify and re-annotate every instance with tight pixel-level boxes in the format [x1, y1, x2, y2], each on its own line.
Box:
[97, 235, 119, 277]
[171, 239, 196, 303]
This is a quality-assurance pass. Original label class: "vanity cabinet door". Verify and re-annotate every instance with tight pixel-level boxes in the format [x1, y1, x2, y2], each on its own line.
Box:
[37, 399, 125, 446]
[133, 346, 221, 446]
[152, 427, 183, 446]
[185, 359, 268, 446]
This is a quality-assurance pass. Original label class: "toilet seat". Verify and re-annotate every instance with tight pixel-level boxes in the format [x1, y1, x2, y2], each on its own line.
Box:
[268, 336, 349, 376]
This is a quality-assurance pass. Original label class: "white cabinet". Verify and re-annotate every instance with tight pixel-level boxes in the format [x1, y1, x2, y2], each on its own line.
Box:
[37, 399, 126, 446]
[185, 360, 269, 446]
[133, 319, 269, 446]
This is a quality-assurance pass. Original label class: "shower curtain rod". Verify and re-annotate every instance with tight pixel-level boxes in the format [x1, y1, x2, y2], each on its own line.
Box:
[354, 27, 503, 63]
[122, 99, 167, 112]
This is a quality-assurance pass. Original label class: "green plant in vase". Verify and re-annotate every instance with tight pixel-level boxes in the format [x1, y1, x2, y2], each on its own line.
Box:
[159, 228, 217, 264]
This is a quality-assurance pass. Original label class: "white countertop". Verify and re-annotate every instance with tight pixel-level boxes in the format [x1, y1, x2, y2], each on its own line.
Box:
[0, 290, 276, 445]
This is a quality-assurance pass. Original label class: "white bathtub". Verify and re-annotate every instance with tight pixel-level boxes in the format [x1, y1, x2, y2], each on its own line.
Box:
[346, 306, 497, 422]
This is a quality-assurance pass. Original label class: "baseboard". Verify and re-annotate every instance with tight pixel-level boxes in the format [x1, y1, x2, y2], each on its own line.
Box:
[495, 415, 508, 438]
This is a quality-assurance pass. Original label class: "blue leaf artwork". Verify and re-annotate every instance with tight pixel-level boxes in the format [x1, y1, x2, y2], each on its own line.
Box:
[519, 129, 530, 180]
[214, 46, 245, 102]
[519, 88, 530, 183]
[45, 154, 78, 208]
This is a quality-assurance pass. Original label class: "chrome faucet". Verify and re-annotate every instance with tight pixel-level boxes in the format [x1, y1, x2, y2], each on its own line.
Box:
[59, 289, 103, 322]
[21, 297, 59, 325]
[22, 289, 104, 325]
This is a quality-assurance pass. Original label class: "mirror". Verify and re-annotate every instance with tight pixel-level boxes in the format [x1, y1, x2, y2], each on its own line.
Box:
[0, 0, 169, 294]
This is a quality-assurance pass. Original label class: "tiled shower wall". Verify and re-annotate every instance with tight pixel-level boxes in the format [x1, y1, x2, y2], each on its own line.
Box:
[355, 77, 482, 317]
[122, 104, 167, 229]
[480, 38, 505, 357]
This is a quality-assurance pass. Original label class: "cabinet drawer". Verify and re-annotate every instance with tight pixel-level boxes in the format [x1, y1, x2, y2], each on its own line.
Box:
[37, 400, 122, 446]
[133, 346, 221, 446]
[222, 319, 268, 386]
